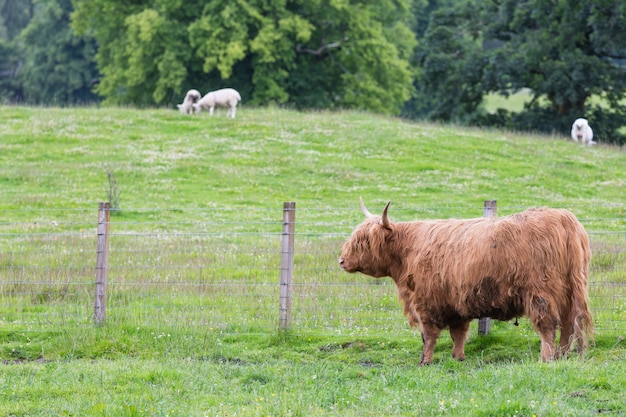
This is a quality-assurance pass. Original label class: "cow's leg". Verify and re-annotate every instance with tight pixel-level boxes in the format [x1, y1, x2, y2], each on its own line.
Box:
[538, 329, 557, 361]
[450, 321, 471, 361]
[556, 314, 574, 358]
[529, 296, 558, 361]
[418, 323, 441, 366]
[209, 106, 215, 116]
[230, 105, 236, 119]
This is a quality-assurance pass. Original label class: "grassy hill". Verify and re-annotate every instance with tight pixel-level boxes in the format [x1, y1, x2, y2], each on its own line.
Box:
[0, 106, 625, 416]
[1, 105, 624, 223]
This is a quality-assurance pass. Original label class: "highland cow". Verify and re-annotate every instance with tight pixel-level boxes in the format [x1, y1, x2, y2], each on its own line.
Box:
[339, 198, 593, 365]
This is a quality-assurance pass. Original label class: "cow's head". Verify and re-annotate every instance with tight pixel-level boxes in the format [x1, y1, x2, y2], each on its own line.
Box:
[338, 198, 393, 278]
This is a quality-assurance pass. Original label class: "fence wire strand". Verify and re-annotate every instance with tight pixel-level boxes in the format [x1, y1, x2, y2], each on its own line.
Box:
[0, 205, 624, 338]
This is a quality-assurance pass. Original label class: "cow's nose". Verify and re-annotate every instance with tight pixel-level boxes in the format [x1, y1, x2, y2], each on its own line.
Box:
[338, 258, 344, 268]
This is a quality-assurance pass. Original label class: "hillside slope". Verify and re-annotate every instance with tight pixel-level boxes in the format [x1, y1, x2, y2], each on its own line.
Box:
[1, 106, 624, 225]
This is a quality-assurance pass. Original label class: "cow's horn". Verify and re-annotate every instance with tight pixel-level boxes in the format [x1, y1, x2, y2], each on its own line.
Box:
[381, 201, 391, 227]
[360, 197, 374, 218]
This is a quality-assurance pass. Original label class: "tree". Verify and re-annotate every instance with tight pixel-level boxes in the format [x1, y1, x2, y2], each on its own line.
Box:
[71, 0, 196, 106]
[19, 0, 99, 104]
[415, 0, 626, 144]
[0, 0, 34, 41]
[0, 39, 24, 102]
[71, 0, 417, 114]
[407, 1, 484, 121]
[0, 0, 33, 102]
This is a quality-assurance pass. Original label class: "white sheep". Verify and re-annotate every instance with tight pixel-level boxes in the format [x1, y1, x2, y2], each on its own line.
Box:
[177, 89, 202, 114]
[193, 88, 241, 119]
[570, 118, 596, 146]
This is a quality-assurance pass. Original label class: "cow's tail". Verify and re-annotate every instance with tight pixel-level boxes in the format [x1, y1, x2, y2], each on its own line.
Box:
[569, 218, 594, 357]
[570, 273, 594, 356]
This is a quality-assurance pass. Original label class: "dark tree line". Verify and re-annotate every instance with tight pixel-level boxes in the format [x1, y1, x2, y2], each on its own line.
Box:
[410, 0, 626, 143]
[1, 0, 625, 143]
[0, 0, 98, 104]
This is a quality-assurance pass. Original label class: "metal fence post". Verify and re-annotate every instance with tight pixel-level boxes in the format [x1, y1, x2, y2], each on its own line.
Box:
[94, 202, 111, 326]
[478, 199, 497, 335]
[279, 202, 295, 330]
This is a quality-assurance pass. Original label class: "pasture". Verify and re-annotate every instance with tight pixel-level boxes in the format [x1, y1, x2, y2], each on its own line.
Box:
[0, 106, 625, 416]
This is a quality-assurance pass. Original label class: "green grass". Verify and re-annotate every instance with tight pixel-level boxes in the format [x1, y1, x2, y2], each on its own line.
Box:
[483, 90, 535, 113]
[483, 89, 625, 114]
[0, 105, 625, 416]
[1, 105, 624, 225]
[0, 329, 624, 416]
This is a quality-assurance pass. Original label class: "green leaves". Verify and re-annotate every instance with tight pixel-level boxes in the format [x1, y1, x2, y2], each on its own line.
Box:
[412, 0, 626, 143]
[16, 0, 98, 104]
[124, 9, 164, 86]
[188, 5, 249, 79]
[69, 0, 416, 113]
[279, 15, 314, 44]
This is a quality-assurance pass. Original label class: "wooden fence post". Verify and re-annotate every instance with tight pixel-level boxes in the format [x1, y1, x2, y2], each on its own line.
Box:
[94, 202, 111, 326]
[279, 202, 296, 330]
[478, 200, 497, 335]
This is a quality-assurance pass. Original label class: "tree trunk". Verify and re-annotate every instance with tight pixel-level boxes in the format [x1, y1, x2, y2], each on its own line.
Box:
[549, 94, 587, 115]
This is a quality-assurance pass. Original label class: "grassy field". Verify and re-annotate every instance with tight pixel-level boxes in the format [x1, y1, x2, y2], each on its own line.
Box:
[482, 89, 625, 114]
[0, 105, 625, 416]
[1, 105, 625, 222]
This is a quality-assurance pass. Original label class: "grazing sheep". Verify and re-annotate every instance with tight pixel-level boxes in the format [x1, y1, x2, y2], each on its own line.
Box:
[193, 88, 241, 119]
[177, 89, 202, 114]
[571, 118, 596, 146]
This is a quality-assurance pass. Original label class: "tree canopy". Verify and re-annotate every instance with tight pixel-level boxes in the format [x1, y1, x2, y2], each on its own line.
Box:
[71, 0, 417, 114]
[0, 0, 98, 104]
[0, 0, 33, 102]
[412, 0, 626, 143]
[0, 0, 33, 41]
[20, 0, 99, 104]
[1, 0, 625, 143]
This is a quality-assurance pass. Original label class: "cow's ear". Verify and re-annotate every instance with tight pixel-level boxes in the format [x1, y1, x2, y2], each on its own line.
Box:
[380, 201, 391, 228]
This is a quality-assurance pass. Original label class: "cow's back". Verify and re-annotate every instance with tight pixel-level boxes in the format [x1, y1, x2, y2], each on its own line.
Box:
[398, 207, 589, 322]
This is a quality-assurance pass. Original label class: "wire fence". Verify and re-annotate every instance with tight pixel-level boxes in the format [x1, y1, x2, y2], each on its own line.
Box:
[1, 203, 625, 339]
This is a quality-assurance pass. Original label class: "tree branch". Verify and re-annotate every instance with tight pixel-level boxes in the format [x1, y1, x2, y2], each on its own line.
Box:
[296, 38, 346, 56]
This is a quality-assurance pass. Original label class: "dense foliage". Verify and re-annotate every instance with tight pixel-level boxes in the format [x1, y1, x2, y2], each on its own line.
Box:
[1, 0, 625, 143]
[70, 0, 416, 113]
[0, 0, 32, 101]
[0, 0, 98, 104]
[21, 0, 99, 104]
[411, 0, 626, 143]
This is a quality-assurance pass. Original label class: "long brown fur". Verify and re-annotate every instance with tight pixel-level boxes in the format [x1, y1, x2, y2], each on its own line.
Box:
[339, 201, 593, 365]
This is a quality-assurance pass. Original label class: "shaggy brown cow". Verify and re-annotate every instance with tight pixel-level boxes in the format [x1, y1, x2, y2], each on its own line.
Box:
[339, 199, 593, 365]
